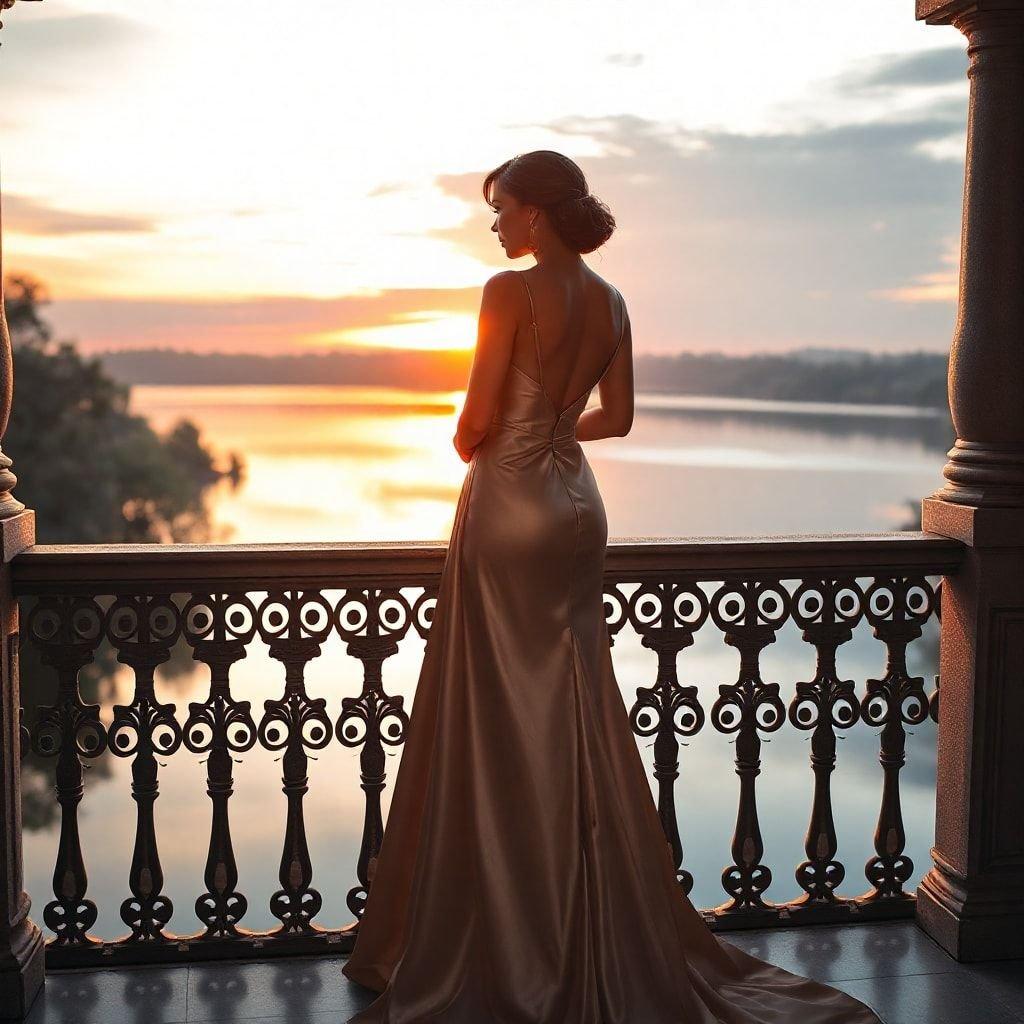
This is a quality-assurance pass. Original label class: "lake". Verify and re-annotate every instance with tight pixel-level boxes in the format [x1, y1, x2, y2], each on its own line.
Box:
[129, 384, 951, 541]
[18, 384, 949, 940]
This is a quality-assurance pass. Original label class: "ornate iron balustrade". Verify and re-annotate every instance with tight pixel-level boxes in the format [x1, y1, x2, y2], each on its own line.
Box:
[11, 532, 962, 969]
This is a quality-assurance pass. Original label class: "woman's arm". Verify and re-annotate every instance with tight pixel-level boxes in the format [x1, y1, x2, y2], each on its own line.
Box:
[575, 302, 634, 443]
[453, 272, 518, 463]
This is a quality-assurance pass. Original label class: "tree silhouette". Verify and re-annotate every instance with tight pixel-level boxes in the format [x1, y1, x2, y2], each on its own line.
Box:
[4, 272, 245, 544]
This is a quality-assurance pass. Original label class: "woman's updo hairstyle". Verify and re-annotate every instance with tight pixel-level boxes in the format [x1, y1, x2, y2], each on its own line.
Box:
[483, 150, 616, 255]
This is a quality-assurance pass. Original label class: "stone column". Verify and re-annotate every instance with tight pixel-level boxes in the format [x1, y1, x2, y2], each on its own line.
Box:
[0, 2, 43, 1019]
[916, 0, 1024, 962]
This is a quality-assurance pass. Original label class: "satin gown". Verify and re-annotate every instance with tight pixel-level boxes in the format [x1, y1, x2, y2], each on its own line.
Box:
[342, 273, 882, 1024]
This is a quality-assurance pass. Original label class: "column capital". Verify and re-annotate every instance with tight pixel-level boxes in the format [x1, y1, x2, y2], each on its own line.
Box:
[918, 0, 1024, 25]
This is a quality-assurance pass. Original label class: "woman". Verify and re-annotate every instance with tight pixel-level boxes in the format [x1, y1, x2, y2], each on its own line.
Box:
[342, 150, 882, 1023]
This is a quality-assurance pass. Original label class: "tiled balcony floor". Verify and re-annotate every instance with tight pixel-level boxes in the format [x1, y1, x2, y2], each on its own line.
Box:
[18, 920, 1024, 1024]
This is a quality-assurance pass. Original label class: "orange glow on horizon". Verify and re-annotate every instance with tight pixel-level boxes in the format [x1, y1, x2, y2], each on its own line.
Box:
[306, 312, 479, 352]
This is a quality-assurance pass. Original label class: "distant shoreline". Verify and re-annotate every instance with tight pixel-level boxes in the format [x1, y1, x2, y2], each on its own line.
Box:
[98, 346, 950, 411]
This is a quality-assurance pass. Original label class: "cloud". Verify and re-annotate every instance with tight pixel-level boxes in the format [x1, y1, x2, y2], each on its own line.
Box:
[837, 46, 966, 93]
[46, 287, 485, 355]
[873, 236, 960, 304]
[4, 195, 157, 236]
[0, 12, 151, 91]
[428, 84, 967, 353]
[605, 52, 644, 68]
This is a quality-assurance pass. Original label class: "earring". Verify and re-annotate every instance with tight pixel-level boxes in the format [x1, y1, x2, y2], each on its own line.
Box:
[528, 218, 539, 254]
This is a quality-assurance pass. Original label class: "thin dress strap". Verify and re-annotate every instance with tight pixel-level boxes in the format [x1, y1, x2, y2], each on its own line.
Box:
[584, 286, 628, 400]
[519, 272, 543, 387]
[600, 287, 627, 381]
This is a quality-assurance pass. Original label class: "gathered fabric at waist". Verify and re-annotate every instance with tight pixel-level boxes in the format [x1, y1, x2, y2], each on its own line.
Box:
[490, 417, 578, 447]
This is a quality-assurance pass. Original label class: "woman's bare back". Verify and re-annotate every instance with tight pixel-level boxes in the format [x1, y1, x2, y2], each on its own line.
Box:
[510, 266, 626, 416]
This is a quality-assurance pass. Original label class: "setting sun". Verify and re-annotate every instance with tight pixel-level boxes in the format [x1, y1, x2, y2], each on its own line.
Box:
[310, 312, 479, 351]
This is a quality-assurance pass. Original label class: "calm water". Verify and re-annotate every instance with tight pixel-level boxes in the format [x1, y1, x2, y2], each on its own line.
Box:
[129, 384, 950, 541]
[20, 385, 949, 939]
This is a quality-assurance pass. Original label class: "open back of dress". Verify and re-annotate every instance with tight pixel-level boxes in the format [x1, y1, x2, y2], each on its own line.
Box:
[512, 270, 627, 421]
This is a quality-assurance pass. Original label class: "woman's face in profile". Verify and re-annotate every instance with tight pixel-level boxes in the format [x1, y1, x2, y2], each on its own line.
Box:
[489, 182, 533, 260]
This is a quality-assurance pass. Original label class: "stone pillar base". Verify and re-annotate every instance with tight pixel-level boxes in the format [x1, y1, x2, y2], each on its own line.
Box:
[0, 915, 44, 1022]
[918, 852, 1024, 962]
[0, 511, 40, 1020]
[917, 497, 1024, 962]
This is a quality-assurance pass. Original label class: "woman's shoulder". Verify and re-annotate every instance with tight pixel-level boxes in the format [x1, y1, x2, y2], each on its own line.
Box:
[485, 270, 525, 288]
[584, 268, 625, 312]
[481, 270, 528, 300]
[480, 270, 527, 304]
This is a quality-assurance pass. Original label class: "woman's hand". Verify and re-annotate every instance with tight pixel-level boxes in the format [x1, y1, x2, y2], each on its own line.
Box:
[454, 413, 490, 463]
[453, 433, 476, 463]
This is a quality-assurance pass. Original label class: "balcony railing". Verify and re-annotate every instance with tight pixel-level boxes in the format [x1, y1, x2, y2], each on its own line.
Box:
[11, 533, 961, 970]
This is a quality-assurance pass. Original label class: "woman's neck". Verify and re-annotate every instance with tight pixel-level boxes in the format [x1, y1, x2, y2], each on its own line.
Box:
[533, 249, 583, 272]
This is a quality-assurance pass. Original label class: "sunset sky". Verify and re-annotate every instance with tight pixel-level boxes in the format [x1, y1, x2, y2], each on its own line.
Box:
[1, 1, 969, 357]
